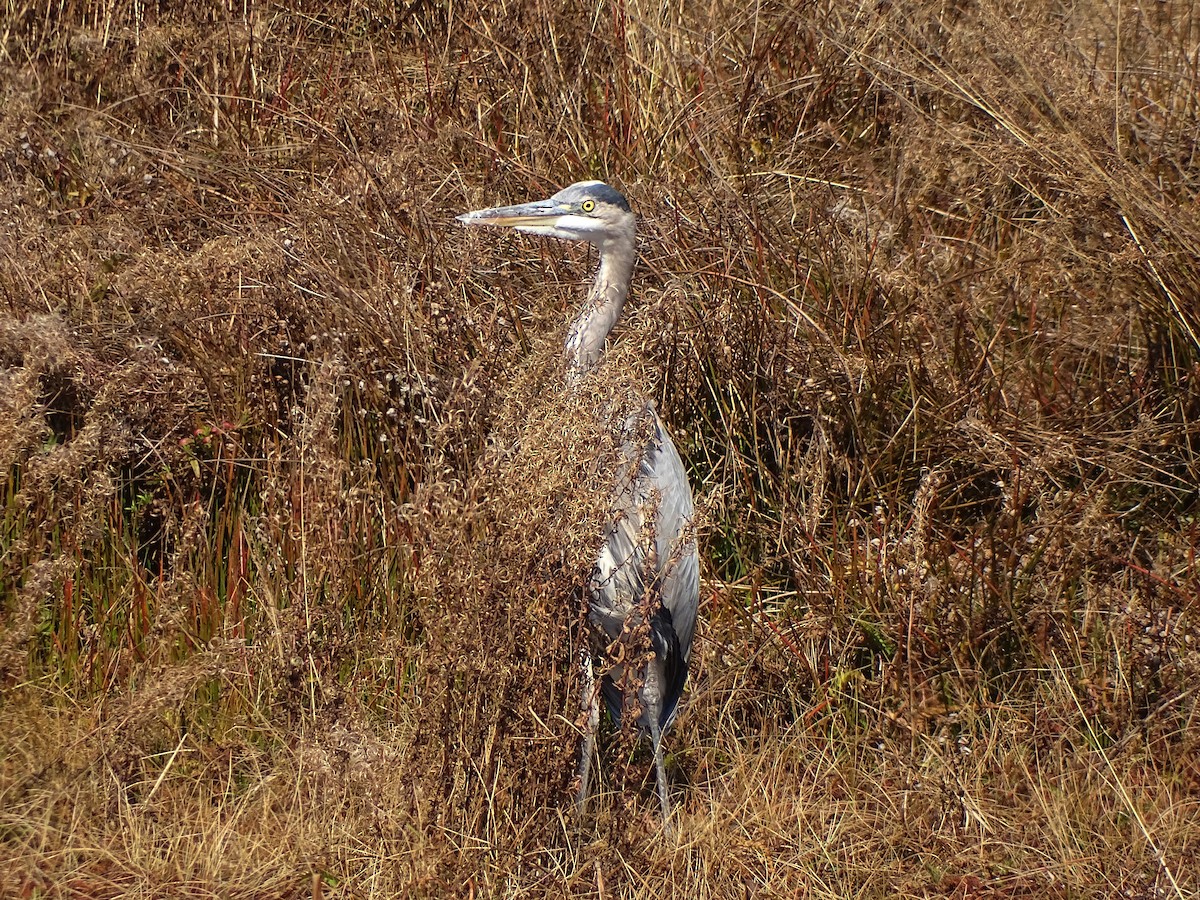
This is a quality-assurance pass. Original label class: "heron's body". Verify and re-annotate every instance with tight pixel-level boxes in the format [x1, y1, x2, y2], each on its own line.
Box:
[457, 181, 698, 831]
[592, 403, 698, 729]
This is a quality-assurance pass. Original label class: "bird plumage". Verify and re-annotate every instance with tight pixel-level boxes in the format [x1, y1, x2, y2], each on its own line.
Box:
[591, 404, 698, 729]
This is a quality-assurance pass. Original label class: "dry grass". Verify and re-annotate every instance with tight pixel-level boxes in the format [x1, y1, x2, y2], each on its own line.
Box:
[2, 0, 1199, 896]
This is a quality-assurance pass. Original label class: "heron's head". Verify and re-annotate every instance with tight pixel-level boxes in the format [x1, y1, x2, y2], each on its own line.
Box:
[456, 181, 634, 251]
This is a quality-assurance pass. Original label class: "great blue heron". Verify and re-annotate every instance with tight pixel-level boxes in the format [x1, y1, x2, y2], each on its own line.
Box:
[457, 181, 699, 830]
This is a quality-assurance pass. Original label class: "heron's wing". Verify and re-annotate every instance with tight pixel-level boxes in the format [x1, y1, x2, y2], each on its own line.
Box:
[645, 410, 699, 662]
[589, 403, 699, 728]
[642, 407, 699, 725]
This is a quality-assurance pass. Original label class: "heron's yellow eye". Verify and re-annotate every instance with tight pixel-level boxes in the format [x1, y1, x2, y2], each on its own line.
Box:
[581, 199, 596, 213]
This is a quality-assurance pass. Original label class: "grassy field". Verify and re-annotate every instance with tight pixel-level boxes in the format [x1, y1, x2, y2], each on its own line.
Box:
[2, 0, 1199, 896]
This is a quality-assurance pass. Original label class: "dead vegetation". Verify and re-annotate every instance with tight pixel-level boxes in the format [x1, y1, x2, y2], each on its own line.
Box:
[1, 0, 1198, 896]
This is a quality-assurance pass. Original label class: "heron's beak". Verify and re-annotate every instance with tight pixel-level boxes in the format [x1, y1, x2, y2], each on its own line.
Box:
[455, 199, 566, 230]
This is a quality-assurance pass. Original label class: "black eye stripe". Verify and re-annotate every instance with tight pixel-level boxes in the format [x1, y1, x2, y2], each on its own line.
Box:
[548, 182, 631, 212]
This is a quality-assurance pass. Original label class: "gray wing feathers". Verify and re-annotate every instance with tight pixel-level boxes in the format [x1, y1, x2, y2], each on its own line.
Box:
[588, 404, 698, 728]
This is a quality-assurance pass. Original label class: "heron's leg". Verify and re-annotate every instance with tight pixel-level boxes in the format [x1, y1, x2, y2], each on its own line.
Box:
[642, 664, 673, 834]
[647, 707, 672, 833]
[576, 648, 601, 814]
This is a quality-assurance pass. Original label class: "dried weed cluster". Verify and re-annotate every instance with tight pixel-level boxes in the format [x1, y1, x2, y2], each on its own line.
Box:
[2, 0, 1198, 896]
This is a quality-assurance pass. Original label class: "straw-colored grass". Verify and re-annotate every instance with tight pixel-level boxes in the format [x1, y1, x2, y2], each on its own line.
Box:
[2, 0, 1197, 896]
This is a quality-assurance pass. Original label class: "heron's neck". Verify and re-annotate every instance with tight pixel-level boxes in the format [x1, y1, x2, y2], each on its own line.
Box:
[565, 241, 635, 376]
